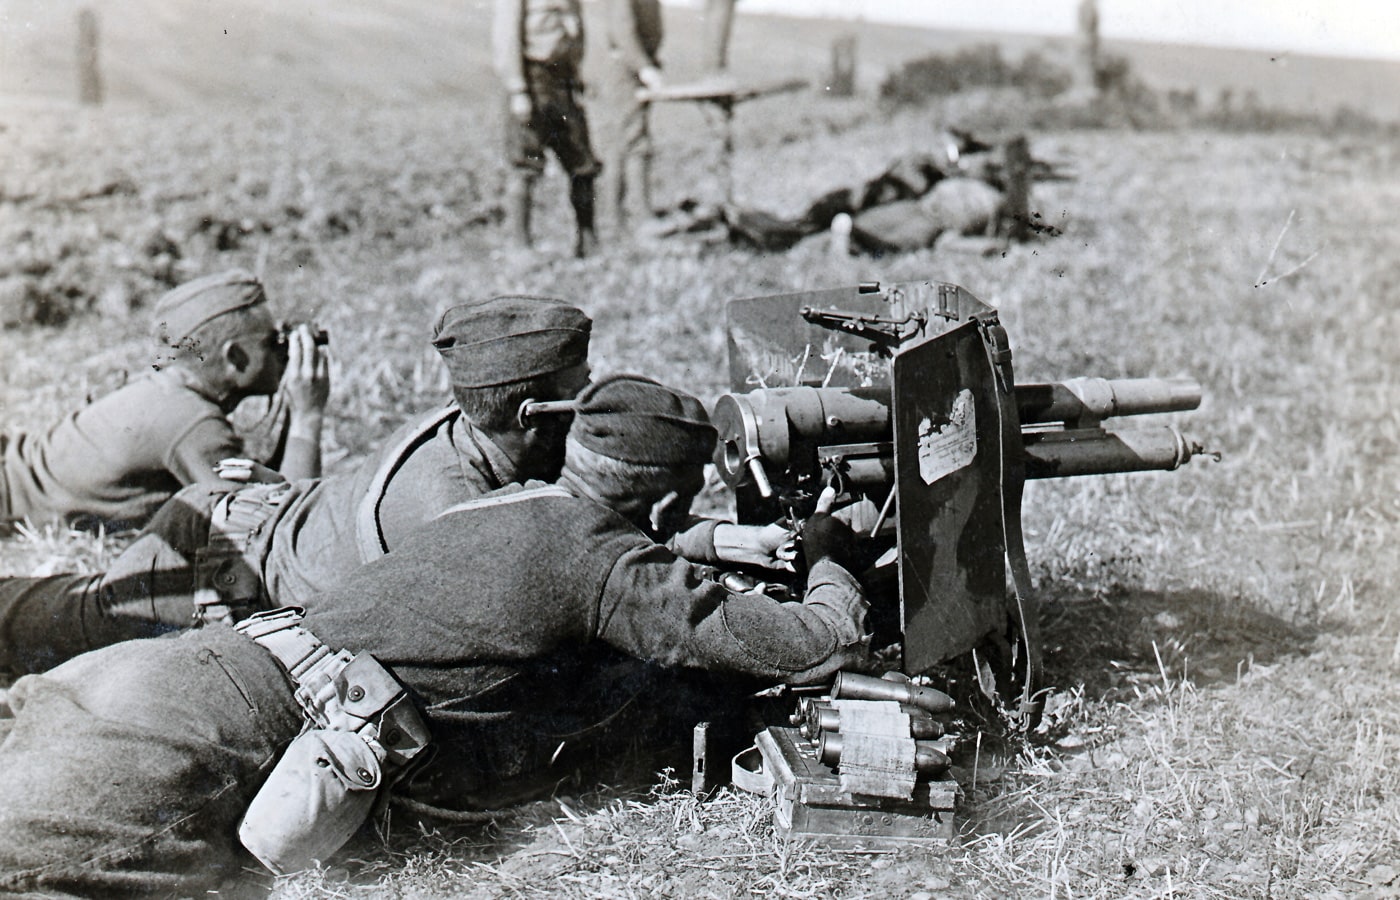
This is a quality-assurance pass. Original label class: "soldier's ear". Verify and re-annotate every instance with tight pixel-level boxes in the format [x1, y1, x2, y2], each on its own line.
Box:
[223, 339, 251, 373]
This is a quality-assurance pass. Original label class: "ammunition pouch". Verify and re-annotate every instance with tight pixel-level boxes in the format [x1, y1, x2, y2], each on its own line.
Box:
[192, 483, 290, 626]
[235, 608, 431, 875]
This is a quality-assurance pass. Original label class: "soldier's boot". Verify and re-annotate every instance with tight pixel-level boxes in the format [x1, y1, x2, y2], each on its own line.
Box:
[635, 150, 656, 219]
[612, 153, 655, 240]
[505, 174, 536, 249]
[0, 574, 105, 675]
[571, 173, 599, 258]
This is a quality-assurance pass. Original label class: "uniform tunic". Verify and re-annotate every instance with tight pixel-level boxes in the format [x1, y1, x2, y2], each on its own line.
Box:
[494, 0, 599, 178]
[598, 0, 663, 227]
[0, 368, 244, 531]
[0, 406, 519, 675]
[0, 484, 867, 895]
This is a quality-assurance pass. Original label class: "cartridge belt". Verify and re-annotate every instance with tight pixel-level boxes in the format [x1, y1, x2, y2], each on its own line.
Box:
[193, 483, 290, 626]
[234, 607, 430, 768]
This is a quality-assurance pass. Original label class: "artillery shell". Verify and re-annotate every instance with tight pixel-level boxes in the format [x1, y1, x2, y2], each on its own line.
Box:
[817, 732, 951, 774]
[831, 671, 955, 713]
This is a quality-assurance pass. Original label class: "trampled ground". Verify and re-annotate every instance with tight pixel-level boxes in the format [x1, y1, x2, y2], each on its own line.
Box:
[2, 4, 1399, 897]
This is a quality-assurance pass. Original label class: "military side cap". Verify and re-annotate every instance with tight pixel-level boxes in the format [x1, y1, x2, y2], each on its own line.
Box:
[572, 374, 716, 467]
[152, 269, 267, 345]
[432, 295, 591, 388]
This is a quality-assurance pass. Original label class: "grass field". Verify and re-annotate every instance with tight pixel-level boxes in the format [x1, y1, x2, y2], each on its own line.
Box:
[2, 2, 1400, 897]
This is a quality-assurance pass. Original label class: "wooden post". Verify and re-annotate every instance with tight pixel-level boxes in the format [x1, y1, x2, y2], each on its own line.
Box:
[1075, 0, 1100, 97]
[692, 721, 717, 794]
[700, 0, 737, 74]
[77, 7, 103, 106]
[828, 33, 857, 97]
[999, 136, 1031, 242]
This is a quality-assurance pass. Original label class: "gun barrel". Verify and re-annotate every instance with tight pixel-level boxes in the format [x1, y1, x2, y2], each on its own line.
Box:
[1023, 426, 1205, 478]
[1016, 377, 1201, 426]
[714, 377, 1205, 490]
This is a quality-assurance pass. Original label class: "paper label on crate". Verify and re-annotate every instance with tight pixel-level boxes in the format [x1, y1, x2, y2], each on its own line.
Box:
[917, 389, 977, 485]
[837, 733, 917, 800]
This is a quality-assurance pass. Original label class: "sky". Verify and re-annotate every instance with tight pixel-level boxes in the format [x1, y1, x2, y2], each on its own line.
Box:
[693, 0, 1400, 62]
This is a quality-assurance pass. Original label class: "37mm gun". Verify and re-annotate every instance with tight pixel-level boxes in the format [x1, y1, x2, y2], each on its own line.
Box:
[712, 280, 1213, 723]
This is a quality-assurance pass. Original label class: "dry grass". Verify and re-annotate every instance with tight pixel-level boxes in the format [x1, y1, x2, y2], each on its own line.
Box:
[2, 21, 1399, 897]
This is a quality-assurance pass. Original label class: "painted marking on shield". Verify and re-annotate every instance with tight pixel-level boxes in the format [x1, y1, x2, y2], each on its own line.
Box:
[917, 389, 977, 485]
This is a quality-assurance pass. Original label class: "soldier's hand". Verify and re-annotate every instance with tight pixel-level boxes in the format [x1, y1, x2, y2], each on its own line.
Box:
[215, 458, 285, 484]
[802, 512, 858, 571]
[509, 90, 532, 120]
[281, 324, 331, 416]
[712, 522, 798, 572]
[638, 65, 664, 90]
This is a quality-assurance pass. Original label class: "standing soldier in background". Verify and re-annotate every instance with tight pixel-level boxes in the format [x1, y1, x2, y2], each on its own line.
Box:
[492, 0, 601, 257]
[599, 0, 664, 240]
[0, 269, 329, 534]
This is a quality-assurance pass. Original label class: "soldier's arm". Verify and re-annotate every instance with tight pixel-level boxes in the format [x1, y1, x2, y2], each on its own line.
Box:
[166, 416, 249, 488]
[492, 0, 529, 95]
[275, 325, 329, 481]
[596, 542, 869, 685]
[605, 0, 656, 76]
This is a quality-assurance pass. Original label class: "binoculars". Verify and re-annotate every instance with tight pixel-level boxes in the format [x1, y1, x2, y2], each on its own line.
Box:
[275, 323, 330, 352]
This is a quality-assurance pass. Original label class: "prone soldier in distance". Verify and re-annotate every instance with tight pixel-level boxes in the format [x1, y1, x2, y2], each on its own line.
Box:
[0, 269, 329, 533]
[0, 374, 870, 895]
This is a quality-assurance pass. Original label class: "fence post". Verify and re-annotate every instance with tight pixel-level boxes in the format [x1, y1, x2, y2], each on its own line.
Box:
[828, 33, 857, 97]
[77, 7, 103, 105]
[999, 135, 1031, 242]
[1075, 0, 1100, 97]
[700, 0, 736, 74]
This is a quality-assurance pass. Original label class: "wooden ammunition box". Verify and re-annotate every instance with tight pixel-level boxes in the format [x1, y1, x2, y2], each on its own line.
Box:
[753, 726, 958, 847]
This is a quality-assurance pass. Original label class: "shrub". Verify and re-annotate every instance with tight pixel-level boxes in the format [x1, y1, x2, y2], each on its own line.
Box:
[879, 44, 1073, 106]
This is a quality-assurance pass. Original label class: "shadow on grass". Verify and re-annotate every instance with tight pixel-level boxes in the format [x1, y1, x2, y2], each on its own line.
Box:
[1038, 585, 1318, 702]
[280, 669, 727, 895]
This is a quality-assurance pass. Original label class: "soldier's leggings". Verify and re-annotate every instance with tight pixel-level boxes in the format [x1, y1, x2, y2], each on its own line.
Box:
[0, 484, 276, 677]
[0, 574, 156, 676]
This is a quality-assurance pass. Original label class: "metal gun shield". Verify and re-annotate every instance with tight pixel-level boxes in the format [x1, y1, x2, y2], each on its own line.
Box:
[892, 319, 1011, 676]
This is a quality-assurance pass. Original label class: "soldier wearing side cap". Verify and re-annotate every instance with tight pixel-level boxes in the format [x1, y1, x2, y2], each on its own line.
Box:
[0, 269, 329, 533]
[0, 296, 600, 675]
[0, 375, 869, 895]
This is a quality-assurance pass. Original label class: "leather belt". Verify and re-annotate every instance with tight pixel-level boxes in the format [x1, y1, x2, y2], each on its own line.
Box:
[234, 607, 432, 768]
[235, 606, 344, 689]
